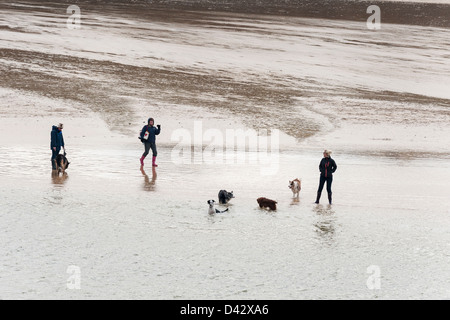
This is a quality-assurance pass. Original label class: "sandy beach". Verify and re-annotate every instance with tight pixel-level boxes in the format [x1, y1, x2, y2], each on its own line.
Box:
[0, 1, 449, 300]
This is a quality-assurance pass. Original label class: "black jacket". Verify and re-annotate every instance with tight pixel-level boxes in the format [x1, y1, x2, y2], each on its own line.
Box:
[319, 157, 337, 178]
[140, 125, 161, 144]
[50, 126, 64, 149]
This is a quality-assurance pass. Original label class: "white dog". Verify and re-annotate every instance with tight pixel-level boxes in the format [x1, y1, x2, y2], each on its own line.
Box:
[289, 179, 302, 198]
[207, 200, 229, 215]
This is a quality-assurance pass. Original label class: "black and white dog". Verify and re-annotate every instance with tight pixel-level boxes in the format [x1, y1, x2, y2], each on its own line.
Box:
[207, 200, 229, 215]
[218, 190, 235, 204]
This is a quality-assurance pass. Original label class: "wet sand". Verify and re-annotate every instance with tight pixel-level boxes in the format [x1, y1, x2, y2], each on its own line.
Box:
[19, 0, 450, 27]
[0, 1, 450, 300]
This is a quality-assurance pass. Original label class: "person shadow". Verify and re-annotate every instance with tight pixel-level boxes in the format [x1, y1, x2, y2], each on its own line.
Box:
[141, 166, 157, 192]
[313, 204, 336, 245]
[51, 170, 69, 186]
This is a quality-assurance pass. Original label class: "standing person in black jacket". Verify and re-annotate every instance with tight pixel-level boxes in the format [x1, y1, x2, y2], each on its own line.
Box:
[50, 123, 65, 170]
[139, 117, 161, 167]
[315, 150, 337, 205]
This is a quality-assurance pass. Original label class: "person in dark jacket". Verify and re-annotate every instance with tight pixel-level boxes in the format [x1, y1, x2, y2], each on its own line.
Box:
[139, 118, 161, 167]
[315, 149, 337, 205]
[50, 123, 65, 170]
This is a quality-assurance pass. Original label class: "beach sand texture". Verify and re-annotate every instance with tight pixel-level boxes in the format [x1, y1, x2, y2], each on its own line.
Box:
[0, 1, 449, 299]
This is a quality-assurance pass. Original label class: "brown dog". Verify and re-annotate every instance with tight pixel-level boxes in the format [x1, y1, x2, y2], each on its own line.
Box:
[257, 197, 277, 211]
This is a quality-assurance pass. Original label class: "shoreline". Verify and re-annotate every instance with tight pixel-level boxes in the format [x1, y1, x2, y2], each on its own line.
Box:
[1, 82, 449, 161]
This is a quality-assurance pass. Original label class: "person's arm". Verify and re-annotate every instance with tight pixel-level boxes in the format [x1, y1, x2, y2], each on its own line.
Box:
[155, 125, 161, 135]
[51, 130, 56, 150]
[332, 159, 337, 173]
[61, 133, 65, 149]
[319, 159, 324, 173]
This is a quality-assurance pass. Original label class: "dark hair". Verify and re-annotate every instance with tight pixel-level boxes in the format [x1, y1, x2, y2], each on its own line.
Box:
[148, 118, 154, 124]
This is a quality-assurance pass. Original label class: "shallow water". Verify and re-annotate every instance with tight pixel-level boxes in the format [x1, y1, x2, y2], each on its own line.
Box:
[1, 141, 449, 300]
[0, 2, 449, 300]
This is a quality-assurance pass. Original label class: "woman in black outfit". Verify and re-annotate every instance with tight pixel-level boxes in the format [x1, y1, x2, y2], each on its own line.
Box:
[315, 150, 337, 205]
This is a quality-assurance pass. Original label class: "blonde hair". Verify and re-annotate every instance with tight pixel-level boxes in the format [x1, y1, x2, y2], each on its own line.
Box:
[324, 149, 332, 156]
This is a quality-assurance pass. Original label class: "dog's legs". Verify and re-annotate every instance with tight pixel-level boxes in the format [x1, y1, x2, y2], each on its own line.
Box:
[58, 158, 64, 174]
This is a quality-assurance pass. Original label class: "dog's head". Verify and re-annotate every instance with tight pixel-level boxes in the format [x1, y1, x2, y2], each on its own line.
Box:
[207, 200, 215, 208]
[289, 179, 300, 189]
[224, 191, 235, 200]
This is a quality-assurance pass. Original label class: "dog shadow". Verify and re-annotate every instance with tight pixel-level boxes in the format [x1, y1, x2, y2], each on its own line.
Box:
[141, 166, 157, 192]
[51, 170, 68, 185]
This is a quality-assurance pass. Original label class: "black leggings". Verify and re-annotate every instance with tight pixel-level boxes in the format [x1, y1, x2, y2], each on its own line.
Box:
[143, 142, 157, 157]
[318, 176, 333, 194]
[51, 147, 61, 162]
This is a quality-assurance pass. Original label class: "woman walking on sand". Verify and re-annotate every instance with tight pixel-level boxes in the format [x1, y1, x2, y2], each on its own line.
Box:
[139, 117, 161, 167]
[315, 150, 337, 205]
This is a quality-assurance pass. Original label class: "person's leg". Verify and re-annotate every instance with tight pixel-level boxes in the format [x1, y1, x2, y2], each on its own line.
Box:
[51, 149, 57, 170]
[315, 176, 326, 204]
[151, 143, 158, 167]
[141, 142, 151, 166]
[327, 176, 333, 204]
[51, 147, 60, 170]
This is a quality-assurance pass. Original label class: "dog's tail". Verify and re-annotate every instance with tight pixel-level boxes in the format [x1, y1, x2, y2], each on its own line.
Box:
[215, 208, 229, 214]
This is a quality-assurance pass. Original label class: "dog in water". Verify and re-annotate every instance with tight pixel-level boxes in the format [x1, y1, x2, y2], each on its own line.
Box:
[218, 190, 235, 205]
[55, 153, 70, 173]
[289, 179, 301, 198]
[207, 200, 229, 215]
[257, 197, 277, 211]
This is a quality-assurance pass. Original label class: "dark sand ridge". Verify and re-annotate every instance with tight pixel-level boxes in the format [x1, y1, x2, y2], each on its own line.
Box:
[1, 47, 449, 143]
[5, 0, 449, 28]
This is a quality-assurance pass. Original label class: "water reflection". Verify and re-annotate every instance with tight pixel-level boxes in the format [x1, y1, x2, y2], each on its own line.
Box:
[48, 170, 68, 205]
[290, 197, 300, 206]
[51, 170, 68, 186]
[313, 204, 336, 245]
[141, 166, 157, 192]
